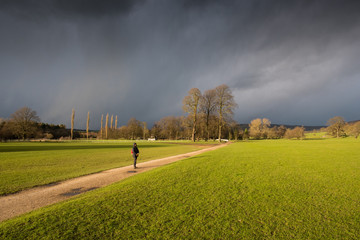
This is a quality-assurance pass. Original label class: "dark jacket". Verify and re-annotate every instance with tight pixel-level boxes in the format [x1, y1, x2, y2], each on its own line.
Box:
[132, 143, 139, 157]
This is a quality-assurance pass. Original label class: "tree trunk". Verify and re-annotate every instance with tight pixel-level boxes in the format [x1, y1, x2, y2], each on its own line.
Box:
[207, 126, 210, 141]
[71, 109, 75, 140]
[192, 110, 197, 142]
[205, 113, 210, 141]
[86, 111, 90, 140]
[100, 114, 103, 139]
[105, 113, 109, 139]
[218, 112, 223, 142]
[192, 122, 196, 142]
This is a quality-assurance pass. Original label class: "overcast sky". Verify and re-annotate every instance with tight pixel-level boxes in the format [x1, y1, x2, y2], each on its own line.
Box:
[1, 0, 359, 129]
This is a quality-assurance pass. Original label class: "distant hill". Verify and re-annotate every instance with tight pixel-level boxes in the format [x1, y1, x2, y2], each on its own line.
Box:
[273, 124, 325, 131]
[238, 123, 325, 131]
[348, 120, 360, 124]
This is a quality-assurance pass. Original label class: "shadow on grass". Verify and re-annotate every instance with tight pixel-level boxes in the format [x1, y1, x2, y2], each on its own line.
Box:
[60, 187, 99, 197]
[302, 138, 327, 140]
[0, 144, 171, 153]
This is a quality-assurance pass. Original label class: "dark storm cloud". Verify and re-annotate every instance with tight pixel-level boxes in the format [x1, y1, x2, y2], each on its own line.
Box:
[0, 0, 144, 18]
[54, 0, 144, 17]
[1, 0, 360, 129]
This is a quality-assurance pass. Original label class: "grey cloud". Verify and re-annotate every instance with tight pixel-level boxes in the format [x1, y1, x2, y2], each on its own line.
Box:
[1, 0, 360, 129]
[0, 0, 144, 20]
[54, 0, 145, 18]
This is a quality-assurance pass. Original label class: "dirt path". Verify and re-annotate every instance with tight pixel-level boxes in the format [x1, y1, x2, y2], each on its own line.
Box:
[0, 143, 228, 222]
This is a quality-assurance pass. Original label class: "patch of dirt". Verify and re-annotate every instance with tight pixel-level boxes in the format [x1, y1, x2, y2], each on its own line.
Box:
[0, 143, 229, 222]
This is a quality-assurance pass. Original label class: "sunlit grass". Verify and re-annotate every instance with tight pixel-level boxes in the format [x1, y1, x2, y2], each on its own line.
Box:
[0, 141, 209, 195]
[305, 131, 329, 139]
[1, 138, 359, 239]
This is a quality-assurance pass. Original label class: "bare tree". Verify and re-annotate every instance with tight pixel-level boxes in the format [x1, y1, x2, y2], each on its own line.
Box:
[197, 112, 206, 140]
[243, 128, 249, 140]
[105, 113, 109, 139]
[110, 115, 114, 129]
[181, 115, 194, 140]
[249, 118, 271, 139]
[150, 123, 161, 139]
[71, 109, 75, 140]
[0, 120, 16, 140]
[284, 126, 305, 139]
[277, 125, 287, 139]
[249, 118, 262, 139]
[183, 88, 202, 142]
[143, 121, 148, 140]
[156, 116, 183, 140]
[215, 84, 237, 142]
[262, 118, 271, 138]
[200, 89, 217, 141]
[327, 116, 346, 138]
[347, 121, 360, 138]
[115, 115, 118, 129]
[229, 121, 242, 141]
[10, 106, 40, 140]
[267, 125, 287, 139]
[127, 118, 142, 140]
[100, 114, 104, 139]
[86, 111, 90, 140]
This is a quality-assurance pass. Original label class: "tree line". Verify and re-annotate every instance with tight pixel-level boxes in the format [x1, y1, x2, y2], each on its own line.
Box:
[1, 88, 359, 141]
[97, 84, 238, 141]
[325, 116, 360, 138]
[0, 107, 72, 140]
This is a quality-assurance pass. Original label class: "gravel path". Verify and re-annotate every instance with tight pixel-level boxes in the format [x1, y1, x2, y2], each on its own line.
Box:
[0, 143, 228, 222]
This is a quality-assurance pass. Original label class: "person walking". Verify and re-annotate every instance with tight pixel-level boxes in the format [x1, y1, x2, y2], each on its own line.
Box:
[132, 143, 140, 169]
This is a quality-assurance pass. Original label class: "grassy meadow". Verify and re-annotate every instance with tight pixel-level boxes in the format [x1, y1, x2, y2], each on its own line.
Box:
[0, 141, 211, 195]
[1, 138, 360, 239]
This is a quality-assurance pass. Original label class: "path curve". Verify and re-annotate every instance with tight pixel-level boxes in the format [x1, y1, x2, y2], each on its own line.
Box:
[0, 143, 228, 222]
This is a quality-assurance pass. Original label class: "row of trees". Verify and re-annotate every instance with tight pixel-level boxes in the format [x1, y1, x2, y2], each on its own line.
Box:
[69, 106, 359, 141]
[248, 118, 305, 140]
[1, 99, 359, 141]
[95, 115, 241, 141]
[65, 106, 360, 141]
[94, 84, 237, 141]
[97, 117, 148, 140]
[182, 84, 237, 141]
[0, 107, 72, 140]
[0, 85, 238, 141]
[246, 116, 360, 140]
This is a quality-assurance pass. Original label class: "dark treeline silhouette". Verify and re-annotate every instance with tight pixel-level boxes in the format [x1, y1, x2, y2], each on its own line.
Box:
[0, 107, 73, 140]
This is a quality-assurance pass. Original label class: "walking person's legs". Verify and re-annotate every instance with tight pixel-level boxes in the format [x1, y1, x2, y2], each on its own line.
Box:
[133, 155, 137, 169]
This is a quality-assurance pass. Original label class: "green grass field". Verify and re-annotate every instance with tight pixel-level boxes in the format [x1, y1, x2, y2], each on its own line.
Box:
[0, 141, 210, 195]
[1, 139, 359, 239]
[305, 131, 330, 139]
